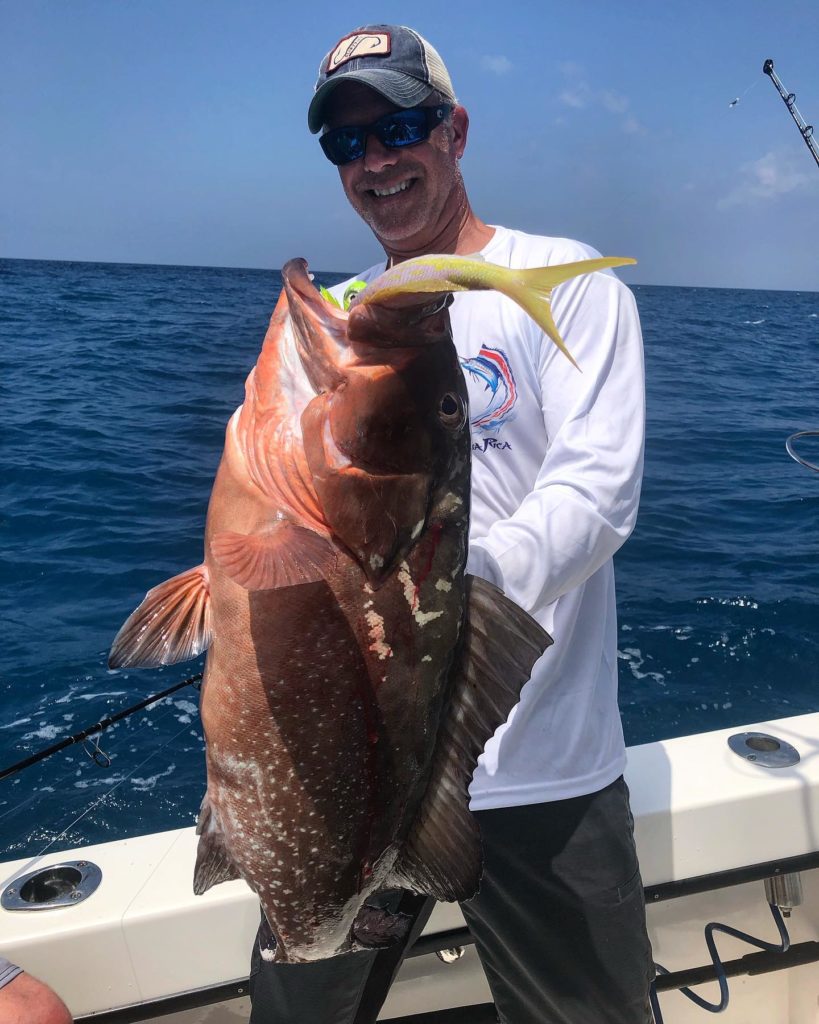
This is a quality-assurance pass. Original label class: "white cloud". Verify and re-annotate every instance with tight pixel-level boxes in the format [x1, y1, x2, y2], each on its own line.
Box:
[559, 87, 589, 109]
[718, 150, 814, 208]
[601, 90, 629, 115]
[622, 115, 645, 135]
[480, 55, 513, 75]
[556, 66, 642, 133]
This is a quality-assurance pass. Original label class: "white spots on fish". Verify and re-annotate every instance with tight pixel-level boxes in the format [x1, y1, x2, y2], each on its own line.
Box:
[435, 491, 464, 516]
[414, 608, 444, 626]
[365, 609, 393, 661]
[422, 655, 432, 662]
[435, 578, 452, 593]
[397, 562, 444, 626]
[369, 553, 384, 572]
[411, 518, 425, 540]
[397, 562, 418, 611]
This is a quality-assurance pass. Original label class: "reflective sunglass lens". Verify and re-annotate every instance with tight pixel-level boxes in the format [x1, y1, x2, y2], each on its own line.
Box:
[379, 111, 427, 147]
[320, 129, 364, 165]
[320, 105, 450, 165]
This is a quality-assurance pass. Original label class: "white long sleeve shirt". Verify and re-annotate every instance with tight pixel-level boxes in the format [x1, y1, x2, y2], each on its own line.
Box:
[333, 225, 645, 809]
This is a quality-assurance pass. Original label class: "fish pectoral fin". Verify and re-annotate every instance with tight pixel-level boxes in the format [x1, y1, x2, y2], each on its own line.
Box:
[391, 575, 553, 902]
[210, 523, 335, 591]
[193, 795, 241, 895]
[108, 564, 212, 669]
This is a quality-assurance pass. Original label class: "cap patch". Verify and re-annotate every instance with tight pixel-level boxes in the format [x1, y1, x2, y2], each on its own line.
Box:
[328, 32, 391, 74]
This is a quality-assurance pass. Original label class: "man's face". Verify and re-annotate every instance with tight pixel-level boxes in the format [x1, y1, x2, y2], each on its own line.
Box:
[322, 82, 468, 248]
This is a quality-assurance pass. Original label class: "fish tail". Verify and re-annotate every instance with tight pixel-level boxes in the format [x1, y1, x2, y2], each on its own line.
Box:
[492, 257, 637, 371]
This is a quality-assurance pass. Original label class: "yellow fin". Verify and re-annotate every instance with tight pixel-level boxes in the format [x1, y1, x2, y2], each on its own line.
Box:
[500, 258, 636, 371]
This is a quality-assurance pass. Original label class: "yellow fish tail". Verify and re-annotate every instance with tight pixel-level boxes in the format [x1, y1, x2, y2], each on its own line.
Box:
[496, 257, 637, 371]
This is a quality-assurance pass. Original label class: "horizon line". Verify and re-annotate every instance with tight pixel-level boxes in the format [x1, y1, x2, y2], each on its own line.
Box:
[1, 254, 816, 295]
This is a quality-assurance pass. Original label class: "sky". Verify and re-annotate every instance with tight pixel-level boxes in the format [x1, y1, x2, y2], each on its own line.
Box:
[2, 1, 819, 290]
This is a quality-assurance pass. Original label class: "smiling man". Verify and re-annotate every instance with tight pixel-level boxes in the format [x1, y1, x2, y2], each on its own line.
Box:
[248, 24, 652, 1024]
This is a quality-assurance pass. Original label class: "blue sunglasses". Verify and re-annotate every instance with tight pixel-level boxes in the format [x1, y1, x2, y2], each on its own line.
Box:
[320, 104, 452, 166]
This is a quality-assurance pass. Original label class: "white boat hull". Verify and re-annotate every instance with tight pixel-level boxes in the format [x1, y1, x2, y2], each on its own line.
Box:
[3, 712, 819, 1022]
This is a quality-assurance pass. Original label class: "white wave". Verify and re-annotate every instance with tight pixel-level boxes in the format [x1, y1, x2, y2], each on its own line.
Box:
[74, 774, 126, 789]
[617, 647, 666, 685]
[21, 724, 64, 741]
[130, 763, 176, 792]
[54, 687, 127, 705]
[696, 596, 758, 609]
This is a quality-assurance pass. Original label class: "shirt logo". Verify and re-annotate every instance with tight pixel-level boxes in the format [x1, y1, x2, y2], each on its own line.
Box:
[327, 33, 391, 73]
[460, 346, 517, 433]
[472, 438, 512, 453]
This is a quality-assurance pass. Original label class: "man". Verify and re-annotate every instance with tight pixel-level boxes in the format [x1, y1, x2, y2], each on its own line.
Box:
[249, 24, 651, 1024]
[0, 957, 73, 1024]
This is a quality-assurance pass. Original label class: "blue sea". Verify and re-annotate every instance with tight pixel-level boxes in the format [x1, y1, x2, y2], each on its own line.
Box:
[1, 257, 818, 861]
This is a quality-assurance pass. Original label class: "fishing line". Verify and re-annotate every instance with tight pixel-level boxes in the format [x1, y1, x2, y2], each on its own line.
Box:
[728, 77, 759, 108]
[0, 673, 203, 833]
[0, 691, 193, 827]
[1, 717, 196, 886]
[0, 671, 202, 782]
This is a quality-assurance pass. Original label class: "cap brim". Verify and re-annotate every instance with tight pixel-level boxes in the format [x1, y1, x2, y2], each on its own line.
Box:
[308, 69, 433, 133]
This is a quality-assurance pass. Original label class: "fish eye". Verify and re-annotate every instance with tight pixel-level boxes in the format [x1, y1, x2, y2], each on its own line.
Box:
[438, 392, 465, 428]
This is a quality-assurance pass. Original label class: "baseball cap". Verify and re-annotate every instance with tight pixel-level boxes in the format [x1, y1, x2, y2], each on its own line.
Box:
[308, 25, 456, 134]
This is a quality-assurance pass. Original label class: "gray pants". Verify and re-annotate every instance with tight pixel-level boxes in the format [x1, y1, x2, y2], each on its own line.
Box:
[248, 777, 654, 1024]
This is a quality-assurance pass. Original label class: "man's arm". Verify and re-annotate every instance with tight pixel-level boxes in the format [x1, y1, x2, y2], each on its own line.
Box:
[466, 269, 645, 613]
[0, 968, 73, 1024]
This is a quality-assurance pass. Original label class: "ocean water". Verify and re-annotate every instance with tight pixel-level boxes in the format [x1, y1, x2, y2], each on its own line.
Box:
[1, 257, 818, 861]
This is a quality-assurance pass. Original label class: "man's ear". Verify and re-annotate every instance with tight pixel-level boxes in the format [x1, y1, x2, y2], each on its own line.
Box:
[452, 105, 469, 159]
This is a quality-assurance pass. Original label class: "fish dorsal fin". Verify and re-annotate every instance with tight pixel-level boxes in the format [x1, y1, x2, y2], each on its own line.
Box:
[108, 564, 212, 669]
[210, 522, 335, 591]
[194, 795, 241, 895]
[390, 575, 552, 902]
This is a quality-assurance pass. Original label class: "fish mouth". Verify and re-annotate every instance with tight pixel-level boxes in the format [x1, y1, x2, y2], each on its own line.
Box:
[365, 178, 417, 199]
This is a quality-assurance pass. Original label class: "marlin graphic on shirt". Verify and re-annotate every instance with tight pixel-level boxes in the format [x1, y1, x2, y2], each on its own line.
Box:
[461, 346, 517, 440]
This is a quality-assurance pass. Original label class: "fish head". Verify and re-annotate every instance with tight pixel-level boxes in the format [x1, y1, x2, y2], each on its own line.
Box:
[282, 262, 469, 587]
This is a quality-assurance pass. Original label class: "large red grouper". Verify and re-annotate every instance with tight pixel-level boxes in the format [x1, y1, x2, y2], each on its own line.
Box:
[109, 252, 634, 962]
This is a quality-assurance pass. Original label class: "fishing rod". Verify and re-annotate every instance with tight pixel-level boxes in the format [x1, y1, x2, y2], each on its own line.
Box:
[765, 60, 819, 473]
[763, 59, 819, 170]
[0, 672, 202, 782]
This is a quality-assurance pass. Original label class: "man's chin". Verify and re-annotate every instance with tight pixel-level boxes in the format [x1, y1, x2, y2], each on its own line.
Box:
[360, 210, 427, 244]
[351, 187, 429, 241]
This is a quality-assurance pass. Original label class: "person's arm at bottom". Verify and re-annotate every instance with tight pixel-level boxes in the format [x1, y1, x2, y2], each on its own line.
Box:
[0, 970, 73, 1024]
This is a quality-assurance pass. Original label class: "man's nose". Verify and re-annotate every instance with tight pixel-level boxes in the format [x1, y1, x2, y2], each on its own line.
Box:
[362, 133, 399, 173]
